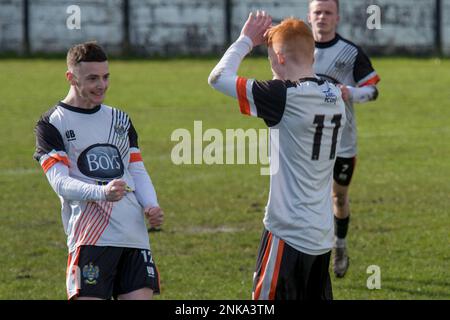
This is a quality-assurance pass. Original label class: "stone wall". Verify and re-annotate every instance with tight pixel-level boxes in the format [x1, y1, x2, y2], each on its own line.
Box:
[0, 0, 448, 56]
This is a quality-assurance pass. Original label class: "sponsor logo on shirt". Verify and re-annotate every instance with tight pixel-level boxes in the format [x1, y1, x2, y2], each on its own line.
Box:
[323, 88, 338, 104]
[77, 144, 124, 180]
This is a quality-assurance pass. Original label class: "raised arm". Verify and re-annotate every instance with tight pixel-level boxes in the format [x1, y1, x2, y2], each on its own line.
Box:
[208, 11, 272, 97]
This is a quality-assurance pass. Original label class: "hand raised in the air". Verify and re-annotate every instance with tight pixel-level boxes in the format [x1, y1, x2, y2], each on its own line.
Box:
[104, 179, 127, 202]
[241, 10, 272, 47]
[144, 206, 164, 228]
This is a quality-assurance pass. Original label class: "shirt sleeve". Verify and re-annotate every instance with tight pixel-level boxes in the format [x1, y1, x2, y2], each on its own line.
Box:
[128, 161, 159, 208]
[34, 113, 70, 173]
[348, 85, 379, 103]
[208, 35, 253, 99]
[236, 78, 287, 126]
[208, 35, 287, 127]
[353, 47, 380, 87]
[127, 119, 159, 208]
[46, 162, 106, 201]
[128, 120, 143, 163]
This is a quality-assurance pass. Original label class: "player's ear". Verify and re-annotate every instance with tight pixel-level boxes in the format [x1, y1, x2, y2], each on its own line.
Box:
[66, 70, 76, 86]
[277, 52, 285, 65]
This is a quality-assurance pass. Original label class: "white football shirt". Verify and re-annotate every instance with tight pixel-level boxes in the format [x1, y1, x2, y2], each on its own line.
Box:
[209, 36, 346, 255]
[34, 102, 152, 253]
[313, 34, 380, 157]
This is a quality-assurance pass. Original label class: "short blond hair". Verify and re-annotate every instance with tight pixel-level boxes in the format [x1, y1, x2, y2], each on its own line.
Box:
[266, 18, 315, 64]
[309, 0, 339, 11]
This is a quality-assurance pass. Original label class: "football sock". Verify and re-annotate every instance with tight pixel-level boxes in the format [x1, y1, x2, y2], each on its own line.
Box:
[335, 237, 347, 248]
[335, 215, 350, 241]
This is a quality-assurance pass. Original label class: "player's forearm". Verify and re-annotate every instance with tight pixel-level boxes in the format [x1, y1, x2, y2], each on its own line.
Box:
[348, 85, 379, 103]
[208, 35, 254, 97]
[45, 162, 106, 201]
[129, 161, 159, 208]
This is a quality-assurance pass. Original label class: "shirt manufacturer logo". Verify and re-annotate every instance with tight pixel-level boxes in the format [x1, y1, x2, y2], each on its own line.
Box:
[335, 61, 347, 70]
[65, 129, 76, 141]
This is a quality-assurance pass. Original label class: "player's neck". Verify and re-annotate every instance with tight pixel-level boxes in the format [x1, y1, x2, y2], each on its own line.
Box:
[280, 66, 315, 82]
[314, 31, 337, 43]
[62, 87, 99, 110]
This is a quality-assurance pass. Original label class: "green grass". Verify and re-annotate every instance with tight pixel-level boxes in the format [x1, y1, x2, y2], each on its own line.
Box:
[0, 57, 449, 299]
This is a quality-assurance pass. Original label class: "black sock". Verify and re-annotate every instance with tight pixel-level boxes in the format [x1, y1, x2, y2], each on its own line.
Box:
[335, 216, 350, 239]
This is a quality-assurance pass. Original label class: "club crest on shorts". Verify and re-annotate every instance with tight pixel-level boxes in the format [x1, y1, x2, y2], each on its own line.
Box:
[82, 262, 100, 285]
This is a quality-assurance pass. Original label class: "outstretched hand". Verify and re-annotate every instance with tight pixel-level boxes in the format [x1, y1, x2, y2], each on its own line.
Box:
[241, 10, 272, 47]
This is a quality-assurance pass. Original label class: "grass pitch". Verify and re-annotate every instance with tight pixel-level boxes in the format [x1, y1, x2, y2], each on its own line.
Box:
[0, 57, 448, 299]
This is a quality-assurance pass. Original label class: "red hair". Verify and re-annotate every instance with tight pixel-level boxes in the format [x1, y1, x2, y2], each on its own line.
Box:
[267, 18, 315, 64]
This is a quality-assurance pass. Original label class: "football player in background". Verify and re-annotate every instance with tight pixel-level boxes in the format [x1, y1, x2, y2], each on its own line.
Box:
[209, 11, 345, 300]
[34, 42, 163, 300]
[308, 0, 380, 278]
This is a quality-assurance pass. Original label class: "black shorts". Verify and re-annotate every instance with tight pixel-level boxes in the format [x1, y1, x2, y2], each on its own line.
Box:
[252, 229, 332, 300]
[333, 156, 357, 186]
[66, 246, 160, 300]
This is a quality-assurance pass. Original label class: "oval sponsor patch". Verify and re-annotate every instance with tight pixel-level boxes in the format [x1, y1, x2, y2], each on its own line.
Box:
[77, 144, 124, 180]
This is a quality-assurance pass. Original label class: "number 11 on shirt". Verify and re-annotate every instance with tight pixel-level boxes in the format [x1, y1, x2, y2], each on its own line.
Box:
[312, 114, 342, 161]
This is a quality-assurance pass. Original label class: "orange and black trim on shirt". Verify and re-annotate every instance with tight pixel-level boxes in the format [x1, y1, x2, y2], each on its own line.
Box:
[41, 153, 70, 173]
[236, 77, 251, 115]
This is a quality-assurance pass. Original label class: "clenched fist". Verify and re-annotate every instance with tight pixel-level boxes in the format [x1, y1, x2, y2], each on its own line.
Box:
[144, 206, 164, 228]
[104, 179, 127, 202]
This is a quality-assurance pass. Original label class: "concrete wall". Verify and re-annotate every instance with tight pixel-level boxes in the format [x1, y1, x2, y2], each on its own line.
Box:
[0, 0, 23, 52]
[129, 0, 225, 55]
[339, 0, 437, 54]
[444, 0, 450, 54]
[0, 0, 448, 56]
[28, 0, 123, 53]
